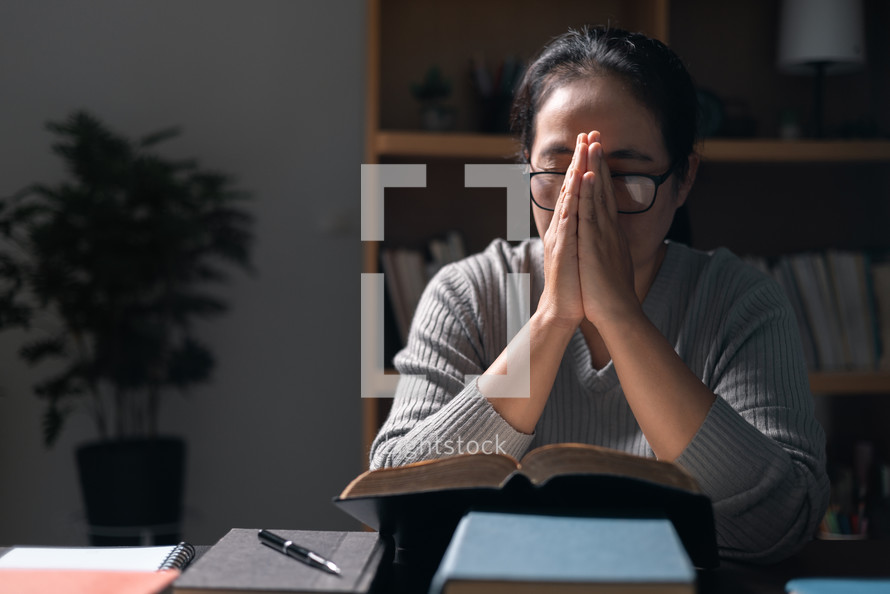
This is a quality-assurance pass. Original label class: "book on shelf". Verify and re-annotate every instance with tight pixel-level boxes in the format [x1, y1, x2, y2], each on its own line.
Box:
[172, 528, 388, 594]
[750, 249, 887, 373]
[791, 253, 848, 370]
[427, 231, 466, 278]
[429, 511, 695, 594]
[380, 248, 413, 344]
[334, 443, 718, 569]
[872, 260, 890, 371]
[380, 231, 467, 346]
[772, 258, 819, 370]
[826, 250, 876, 370]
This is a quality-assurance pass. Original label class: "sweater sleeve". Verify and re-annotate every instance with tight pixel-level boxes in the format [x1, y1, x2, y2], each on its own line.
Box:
[369, 255, 534, 470]
[675, 270, 830, 563]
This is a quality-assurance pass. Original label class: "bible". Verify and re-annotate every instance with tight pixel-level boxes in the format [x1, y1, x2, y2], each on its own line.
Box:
[334, 443, 718, 569]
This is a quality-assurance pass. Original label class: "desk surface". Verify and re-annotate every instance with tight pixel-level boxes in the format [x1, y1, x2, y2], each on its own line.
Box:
[379, 539, 890, 594]
[699, 539, 890, 594]
[3, 538, 889, 593]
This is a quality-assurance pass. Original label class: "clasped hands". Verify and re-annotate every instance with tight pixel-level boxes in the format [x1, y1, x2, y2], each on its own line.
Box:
[538, 131, 640, 332]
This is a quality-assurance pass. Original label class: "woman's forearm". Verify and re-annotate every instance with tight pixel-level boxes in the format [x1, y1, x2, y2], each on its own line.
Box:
[599, 307, 716, 461]
[481, 309, 577, 434]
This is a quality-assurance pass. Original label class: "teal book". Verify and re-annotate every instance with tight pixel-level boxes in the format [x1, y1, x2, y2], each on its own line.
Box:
[428, 511, 695, 594]
[786, 578, 890, 594]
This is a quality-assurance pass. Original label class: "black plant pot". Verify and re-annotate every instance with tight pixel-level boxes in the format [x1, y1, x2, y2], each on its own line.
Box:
[76, 437, 186, 546]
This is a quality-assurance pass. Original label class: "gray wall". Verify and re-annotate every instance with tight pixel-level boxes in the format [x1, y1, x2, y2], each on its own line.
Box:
[0, 0, 365, 545]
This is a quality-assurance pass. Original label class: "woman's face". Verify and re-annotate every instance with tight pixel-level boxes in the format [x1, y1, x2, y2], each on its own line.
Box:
[528, 75, 695, 271]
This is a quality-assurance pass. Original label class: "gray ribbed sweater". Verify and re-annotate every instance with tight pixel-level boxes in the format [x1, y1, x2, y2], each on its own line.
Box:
[370, 238, 829, 563]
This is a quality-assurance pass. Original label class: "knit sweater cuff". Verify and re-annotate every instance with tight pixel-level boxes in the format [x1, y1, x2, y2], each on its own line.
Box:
[422, 380, 535, 460]
[676, 396, 788, 502]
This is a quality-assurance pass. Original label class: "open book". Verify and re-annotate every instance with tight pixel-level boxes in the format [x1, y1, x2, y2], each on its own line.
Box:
[335, 443, 717, 569]
[340, 443, 700, 498]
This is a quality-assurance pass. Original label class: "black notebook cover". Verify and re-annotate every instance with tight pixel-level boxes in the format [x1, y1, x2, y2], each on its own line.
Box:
[173, 528, 389, 594]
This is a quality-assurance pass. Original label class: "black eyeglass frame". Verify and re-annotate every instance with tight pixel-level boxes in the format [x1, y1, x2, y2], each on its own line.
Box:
[528, 163, 678, 214]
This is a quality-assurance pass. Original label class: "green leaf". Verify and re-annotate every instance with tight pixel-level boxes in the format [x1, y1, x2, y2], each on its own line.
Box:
[19, 336, 67, 365]
[42, 402, 70, 447]
[167, 338, 214, 387]
[138, 126, 182, 148]
[0, 297, 31, 329]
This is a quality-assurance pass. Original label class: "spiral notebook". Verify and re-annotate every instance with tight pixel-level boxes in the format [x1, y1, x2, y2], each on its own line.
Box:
[0, 541, 196, 571]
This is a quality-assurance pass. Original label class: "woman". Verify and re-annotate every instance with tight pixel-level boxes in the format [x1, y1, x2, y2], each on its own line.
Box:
[370, 26, 829, 563]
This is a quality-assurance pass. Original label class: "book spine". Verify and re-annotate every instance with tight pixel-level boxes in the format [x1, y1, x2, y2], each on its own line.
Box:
[773, 258, 819, 370]
[790, 253, 841, 370]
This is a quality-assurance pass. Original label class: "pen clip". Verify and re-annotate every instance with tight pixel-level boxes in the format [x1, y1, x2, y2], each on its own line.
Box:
[281, 539, 294, 555]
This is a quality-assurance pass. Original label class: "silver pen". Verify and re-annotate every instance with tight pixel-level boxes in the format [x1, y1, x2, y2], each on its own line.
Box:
[258, 529, 341, 575]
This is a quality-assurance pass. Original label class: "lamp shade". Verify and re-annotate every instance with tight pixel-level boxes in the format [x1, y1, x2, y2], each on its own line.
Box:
[778, 0, 866, 74]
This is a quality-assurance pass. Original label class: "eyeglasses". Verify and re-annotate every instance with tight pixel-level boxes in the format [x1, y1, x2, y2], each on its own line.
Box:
[528, 163, 677, 214]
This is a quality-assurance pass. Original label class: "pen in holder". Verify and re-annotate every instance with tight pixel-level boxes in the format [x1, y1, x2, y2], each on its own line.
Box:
[470, 54, 523, 134]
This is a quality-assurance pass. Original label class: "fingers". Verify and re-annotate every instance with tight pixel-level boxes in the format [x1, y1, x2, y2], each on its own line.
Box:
[575, 133, 637, 329]
[578, 136, 604, 261]
[598, 143, 619, 222]
[586, 130, 599, 171]
[586, 135, 618, 225]
[539, 135, 588, 327]
[547, 133, 587, 238]
[566, 132, 589, 201]
[578, 169, 596, 228]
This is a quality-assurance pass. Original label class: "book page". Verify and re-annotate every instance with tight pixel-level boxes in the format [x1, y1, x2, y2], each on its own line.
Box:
[0, 545, 177, 571]
[519, 443, 700, 492]
[339, 453, 519, 498]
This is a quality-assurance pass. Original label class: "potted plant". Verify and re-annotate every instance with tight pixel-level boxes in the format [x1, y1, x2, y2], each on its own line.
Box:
[411, 65, 455, 131]
[0, 110, 253, 545]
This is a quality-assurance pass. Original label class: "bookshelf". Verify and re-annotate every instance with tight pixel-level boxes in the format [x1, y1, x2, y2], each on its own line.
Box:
[699, 140, 890, 163]
[809, 372, 890, 396]
[362, 0, 890, 472]
[374, 132, 890, 163]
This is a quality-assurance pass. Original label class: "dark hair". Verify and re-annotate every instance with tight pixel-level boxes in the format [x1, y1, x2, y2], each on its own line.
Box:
[511, 26, 699, 181]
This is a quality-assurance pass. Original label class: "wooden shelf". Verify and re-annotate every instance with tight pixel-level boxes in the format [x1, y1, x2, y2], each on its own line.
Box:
[701, 139, 890, 163]
[809, 372, 890, 395]
[374, 131, 890, 163]
[375, 131, 519, 160]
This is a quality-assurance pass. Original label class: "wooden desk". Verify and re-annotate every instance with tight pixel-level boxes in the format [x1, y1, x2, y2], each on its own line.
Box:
[699, 540, 890, 594]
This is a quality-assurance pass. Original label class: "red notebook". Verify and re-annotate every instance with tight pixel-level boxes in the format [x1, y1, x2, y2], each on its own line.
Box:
[0, 568, 179, 594]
